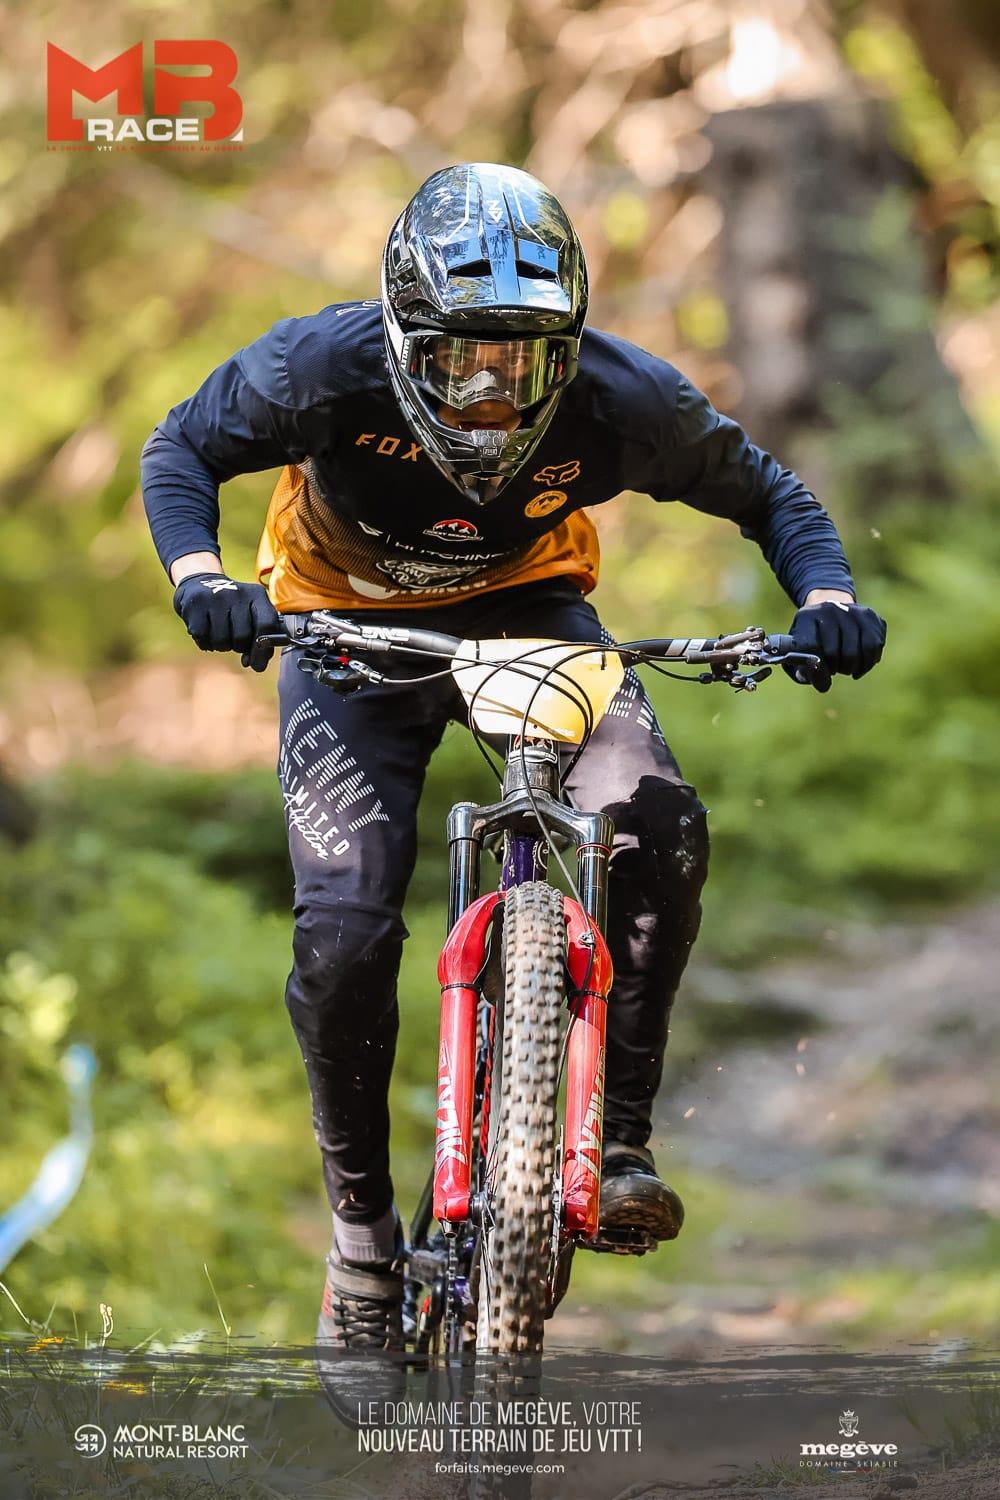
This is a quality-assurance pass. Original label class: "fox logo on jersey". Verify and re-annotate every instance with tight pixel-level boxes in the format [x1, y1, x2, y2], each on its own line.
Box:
[424, 518, 482, 543]
[533, 459, 580, 485]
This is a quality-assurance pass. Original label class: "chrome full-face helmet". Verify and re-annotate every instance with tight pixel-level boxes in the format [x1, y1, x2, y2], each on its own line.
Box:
[381, 163, 588, 504]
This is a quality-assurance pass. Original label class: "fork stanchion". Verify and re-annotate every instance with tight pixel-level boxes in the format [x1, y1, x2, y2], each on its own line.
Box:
[446, 802, 483, 930]
[575, 814, 614, 934]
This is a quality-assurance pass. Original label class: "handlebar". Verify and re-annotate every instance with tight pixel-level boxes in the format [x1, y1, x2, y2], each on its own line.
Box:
[273, 613, 807, 663]
[280, 611, 467, 661]
[246, 612, 826, 692]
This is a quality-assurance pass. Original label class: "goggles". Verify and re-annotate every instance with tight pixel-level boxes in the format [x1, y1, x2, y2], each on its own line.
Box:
[402, 335, 574, 413]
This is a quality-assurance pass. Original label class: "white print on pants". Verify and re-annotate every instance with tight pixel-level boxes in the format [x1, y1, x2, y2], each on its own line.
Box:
[280, 703, 390, 861]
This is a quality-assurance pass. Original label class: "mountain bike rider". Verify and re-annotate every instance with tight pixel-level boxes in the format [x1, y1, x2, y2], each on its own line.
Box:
[141, 163, 886, 1361]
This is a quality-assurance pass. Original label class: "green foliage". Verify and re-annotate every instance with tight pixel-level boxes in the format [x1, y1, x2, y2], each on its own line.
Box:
[0, 813, 314, 1338]
[36, 763, 296, 911]
[0, 954, 77, 1079]
[0, 764, 479, 1340]
[902, 1372, 1000, 1462]
[844, 16, 1000, 312]
[747, 1456, 829, 1488]
[806, 1220, 1000, 1341]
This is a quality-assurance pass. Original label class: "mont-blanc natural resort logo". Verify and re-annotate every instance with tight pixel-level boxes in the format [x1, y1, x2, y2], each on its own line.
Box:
[74, 1420, 247, 1460]
[799, 1409, 899, 1472]
[47, 42, 243, 151]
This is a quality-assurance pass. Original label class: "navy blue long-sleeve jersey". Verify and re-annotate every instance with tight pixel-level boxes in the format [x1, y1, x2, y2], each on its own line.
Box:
[140, 300, 855, 611]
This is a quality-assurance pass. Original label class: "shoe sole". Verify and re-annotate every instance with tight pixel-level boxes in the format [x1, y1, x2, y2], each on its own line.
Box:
[599, 1180, 683, 1242]
[315, 1326, 407, 1428]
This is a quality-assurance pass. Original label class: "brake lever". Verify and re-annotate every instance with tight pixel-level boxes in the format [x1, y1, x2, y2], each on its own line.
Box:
[793, 660, 832, 691]
[757, 650, 821, 670]
[762, 650, 829, 690]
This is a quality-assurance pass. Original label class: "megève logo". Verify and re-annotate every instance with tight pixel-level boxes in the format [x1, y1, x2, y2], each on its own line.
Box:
[799, 1407, 899, 1472]
[47, 42, 243, 148]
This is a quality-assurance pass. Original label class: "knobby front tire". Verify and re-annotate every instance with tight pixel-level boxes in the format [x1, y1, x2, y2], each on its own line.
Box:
[476, 880, 565, 1355]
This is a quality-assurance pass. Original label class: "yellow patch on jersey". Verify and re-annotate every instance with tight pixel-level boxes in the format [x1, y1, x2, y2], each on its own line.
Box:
[524, 489, 568, 518]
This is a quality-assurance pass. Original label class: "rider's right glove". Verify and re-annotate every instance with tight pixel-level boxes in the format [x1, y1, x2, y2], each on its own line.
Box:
[172, 572, 281, 672]
[784, 601, 887, 693]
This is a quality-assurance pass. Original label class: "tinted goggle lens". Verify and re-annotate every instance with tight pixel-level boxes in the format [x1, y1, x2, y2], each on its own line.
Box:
[407, 337, 569, 411]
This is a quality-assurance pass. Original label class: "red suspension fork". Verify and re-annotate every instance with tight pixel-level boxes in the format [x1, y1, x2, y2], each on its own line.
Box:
[562, 899, 613, 1235]
[434, 892, 500, 1221]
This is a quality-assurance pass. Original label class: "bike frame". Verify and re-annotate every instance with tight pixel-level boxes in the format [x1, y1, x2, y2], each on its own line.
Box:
[410, 738, 614, 1298]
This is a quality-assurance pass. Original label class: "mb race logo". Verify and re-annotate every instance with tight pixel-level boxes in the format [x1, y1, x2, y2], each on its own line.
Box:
[46, 43, 243, 150]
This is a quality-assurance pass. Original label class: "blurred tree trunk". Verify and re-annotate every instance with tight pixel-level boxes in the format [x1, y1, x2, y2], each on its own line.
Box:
[0, 766, 35, 845]
[883, 0, 1000, 126]
[701, 96, 982, 505]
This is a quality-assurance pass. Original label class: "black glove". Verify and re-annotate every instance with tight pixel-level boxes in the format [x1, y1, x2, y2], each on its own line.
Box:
[785, 601, 886, 693]
[172, 572, 281, 672]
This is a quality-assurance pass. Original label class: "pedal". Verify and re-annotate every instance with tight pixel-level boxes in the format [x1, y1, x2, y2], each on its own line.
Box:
[406, 1245, 447, 1283]
[579, 1227, 658, 1256]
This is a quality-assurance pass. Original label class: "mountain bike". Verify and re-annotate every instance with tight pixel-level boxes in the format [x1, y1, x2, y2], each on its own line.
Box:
[256, 614, 820, 1362]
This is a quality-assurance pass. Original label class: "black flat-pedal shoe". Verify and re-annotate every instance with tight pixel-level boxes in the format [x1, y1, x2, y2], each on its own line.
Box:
[585, 1142, 684, 1256]
[315, 1240, 406, 1425]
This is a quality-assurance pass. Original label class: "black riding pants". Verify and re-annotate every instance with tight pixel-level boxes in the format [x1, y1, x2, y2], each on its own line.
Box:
[278, 579, 709, 1223]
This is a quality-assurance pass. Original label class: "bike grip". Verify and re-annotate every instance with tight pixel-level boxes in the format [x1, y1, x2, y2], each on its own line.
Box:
[766, 634, 796, 656]
[394, 626, 463, 658]
[625, 638, 718, 659]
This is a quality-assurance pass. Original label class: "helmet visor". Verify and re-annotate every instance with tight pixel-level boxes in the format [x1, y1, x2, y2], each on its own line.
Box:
[404, 335, 573, 413]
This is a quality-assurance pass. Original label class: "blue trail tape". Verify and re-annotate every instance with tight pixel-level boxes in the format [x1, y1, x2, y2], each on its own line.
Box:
[0, 1044, 97, 1275]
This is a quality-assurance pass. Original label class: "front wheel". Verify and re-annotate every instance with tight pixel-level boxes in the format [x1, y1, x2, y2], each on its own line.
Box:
[476, 881, 565, 1354]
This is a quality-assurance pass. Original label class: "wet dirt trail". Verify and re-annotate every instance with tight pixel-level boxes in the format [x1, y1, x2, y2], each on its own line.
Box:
[556, 903, 999, 1357]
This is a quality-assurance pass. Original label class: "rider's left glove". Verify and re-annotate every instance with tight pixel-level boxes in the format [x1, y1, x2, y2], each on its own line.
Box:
[172, 572, 281, 672]
[785, 601, 886, 693]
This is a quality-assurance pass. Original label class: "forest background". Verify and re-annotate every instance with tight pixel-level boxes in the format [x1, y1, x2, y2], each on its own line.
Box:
[0, 0, 997, 1355]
